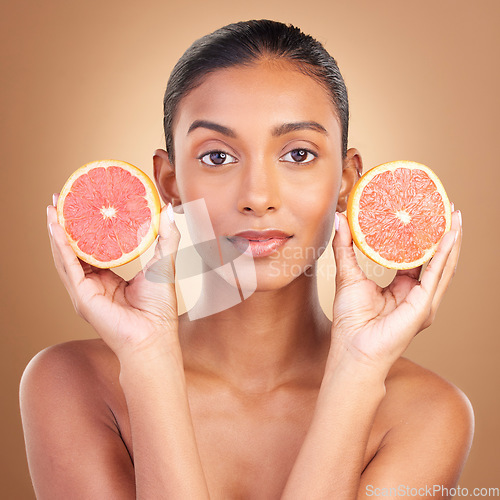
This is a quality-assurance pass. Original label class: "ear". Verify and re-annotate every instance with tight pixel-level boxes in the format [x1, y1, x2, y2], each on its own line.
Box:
[153, 149, 184, 214]
[336, 148, 363, 212]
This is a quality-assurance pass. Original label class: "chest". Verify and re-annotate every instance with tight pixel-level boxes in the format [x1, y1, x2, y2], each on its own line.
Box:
[113, 377, 384, 500]
[187, 383, 318, 500]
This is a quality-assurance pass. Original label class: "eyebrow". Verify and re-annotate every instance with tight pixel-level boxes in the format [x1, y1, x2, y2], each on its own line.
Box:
[187, 120, 328, 137]
[187, 120, 236, 137]
[272, 121, 328, 137]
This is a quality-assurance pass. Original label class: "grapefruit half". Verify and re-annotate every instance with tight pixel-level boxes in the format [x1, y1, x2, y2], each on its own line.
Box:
[56, 159, 161, 268]
[346, 161, 452, 270]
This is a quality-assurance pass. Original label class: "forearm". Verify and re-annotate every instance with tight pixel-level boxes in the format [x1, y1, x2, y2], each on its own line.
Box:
[281, 354, 387, 500]
[118, 338, 210, 499]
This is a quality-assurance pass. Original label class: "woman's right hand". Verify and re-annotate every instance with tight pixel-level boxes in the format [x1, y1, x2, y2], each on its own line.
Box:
[328, 209, 462, 374]
[47, 193, 182, 360]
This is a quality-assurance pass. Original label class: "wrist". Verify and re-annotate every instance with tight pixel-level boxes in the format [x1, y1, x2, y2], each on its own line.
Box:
[117, 333, 184, 377]
[326, 334, 395, 380]
[317, 361, 387, 416]
[325, 357, 387, 388]
[118, 347, 187, 402]
[324, 345, 390, 393]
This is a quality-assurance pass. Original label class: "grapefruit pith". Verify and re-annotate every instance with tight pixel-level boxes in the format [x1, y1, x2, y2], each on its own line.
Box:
[56, 159, 161, 268]
[346, 161, 452, 270]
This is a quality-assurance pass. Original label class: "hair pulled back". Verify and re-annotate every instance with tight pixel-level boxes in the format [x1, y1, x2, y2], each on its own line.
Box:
[163, 19, 349, 164]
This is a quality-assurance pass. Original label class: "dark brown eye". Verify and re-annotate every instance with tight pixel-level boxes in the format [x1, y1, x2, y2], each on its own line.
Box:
[199, 151, 236, 166]
[210, 152, 226, 164]
[281, 149, 316, 164]
[292, 150, 307, 162]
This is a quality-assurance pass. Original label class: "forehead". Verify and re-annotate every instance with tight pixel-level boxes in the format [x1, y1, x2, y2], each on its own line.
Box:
[173, 60, 341, 139]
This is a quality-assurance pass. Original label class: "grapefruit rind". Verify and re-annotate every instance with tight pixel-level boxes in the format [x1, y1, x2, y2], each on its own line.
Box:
[346, 161, 452, 270]
[56, 159, 161, 269]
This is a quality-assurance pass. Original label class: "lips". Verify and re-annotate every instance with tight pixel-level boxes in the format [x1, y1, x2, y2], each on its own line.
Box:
[228, 229, 292, 257]
[230, 229, 292, 240]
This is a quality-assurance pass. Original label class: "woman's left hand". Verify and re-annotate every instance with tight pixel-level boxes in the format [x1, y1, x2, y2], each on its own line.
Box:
[329, 208, 462, 372]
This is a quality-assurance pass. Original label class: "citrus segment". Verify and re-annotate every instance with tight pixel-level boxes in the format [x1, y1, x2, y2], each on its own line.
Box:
[346, 161, 451, 270]
[56, 160, 161, 268]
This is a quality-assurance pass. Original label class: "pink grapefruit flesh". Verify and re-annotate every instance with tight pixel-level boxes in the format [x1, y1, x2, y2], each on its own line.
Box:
[56, 160, 161, 268]
[346, 161, 452, 270]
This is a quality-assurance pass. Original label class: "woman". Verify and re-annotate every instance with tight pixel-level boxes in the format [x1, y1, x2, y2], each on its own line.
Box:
[21, 20, 472, 499]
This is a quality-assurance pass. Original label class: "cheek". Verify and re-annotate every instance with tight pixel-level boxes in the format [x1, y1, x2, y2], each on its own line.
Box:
[176, 162, 228, 209]
[172, 166, 224, 247]
[175, 165, 199, 202]
[294, 173, 339, 254]
[301, 201, 335, 254]
[315, 210, 336, 252]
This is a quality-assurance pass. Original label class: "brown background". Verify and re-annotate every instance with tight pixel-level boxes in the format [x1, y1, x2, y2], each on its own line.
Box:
[2, 0, 499, 496]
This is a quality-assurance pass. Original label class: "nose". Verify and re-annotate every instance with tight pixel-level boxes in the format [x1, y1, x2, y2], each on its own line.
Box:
[237, 158, 282, 216]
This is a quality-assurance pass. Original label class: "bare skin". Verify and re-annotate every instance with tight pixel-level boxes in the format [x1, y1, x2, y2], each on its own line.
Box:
[21, 337, 472, 499]
[21, 61, 473, 499]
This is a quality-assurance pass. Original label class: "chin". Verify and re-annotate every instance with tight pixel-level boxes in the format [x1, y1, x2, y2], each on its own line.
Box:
[213, 256, 310, 294]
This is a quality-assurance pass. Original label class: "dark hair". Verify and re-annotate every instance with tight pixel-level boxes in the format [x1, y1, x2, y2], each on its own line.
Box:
[163, 19, 349, 164]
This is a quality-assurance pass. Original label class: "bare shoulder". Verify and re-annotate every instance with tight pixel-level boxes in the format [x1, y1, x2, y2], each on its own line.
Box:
[363, 357, 475, 483]
[383, 356, 475, 429]
[23, 337, 117, 368]
[20, 340, 135, 498]
[359, 357, 474, 488]
[21, 338, 120, 397]
[19, 338, 125, 435]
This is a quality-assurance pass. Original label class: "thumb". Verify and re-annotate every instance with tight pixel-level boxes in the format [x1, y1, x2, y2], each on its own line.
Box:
[143, 203, 181, 285]
[332, 212, 366, 290]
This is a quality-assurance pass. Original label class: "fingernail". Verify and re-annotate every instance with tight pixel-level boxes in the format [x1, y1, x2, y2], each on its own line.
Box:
[47, 205, 51, 216]
[49, 223, 54, 236]
[457, 210, 462, 226]
[52, 193, 57, 206]
[451, 201, 455, 212]
[166, 203, 175, 223]
[334, 212, 340, 232]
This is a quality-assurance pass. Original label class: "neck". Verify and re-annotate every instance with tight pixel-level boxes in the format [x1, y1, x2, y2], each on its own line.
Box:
[179, 264, 332, 393]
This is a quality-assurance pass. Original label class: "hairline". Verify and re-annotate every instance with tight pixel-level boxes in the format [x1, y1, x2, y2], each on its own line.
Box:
[165, 57, 344, 166]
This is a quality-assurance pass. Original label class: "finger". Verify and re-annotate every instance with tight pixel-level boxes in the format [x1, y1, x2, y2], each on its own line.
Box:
[48, 198, 101, 279]
[394, 203, 455, 284]
[395, 265, 423, 282]
[332, 212, 366, 290]
[78, 256, 104, 276]
[47, 202, 71, 287]
[47, 201, 84, 317]
[51, 192, 104, 274]
[395, 210, 461, 331]
[388, 226, 458, 333]
[426, 209, 462, 316]
[47, 204, 86, 289]
[416, 221, 459, 301]
[142, 203, 181, 285]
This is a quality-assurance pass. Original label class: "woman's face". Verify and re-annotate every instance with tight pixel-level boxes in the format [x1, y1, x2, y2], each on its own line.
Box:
[163, 60, 352, 290]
